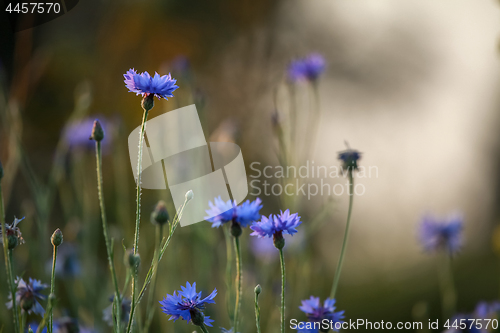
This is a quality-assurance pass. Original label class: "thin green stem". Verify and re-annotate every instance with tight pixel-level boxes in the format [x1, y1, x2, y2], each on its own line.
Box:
[0, 183, 20, 333]
[143, 224, 163, 333]
[330, 171, 354, 299]
[279, 248, 286, 333]
[254, 288, 261, 333]
[199, 323, 210, 333]
[438, 254, 457, 320]
[20, 312, 26, 333]
[233, 236, 242, 333]
[223, 226, 234, 322]
[36, 295, 54, 333]
[95, 141, 122, 332]
[128, 109, 149, 333]
[48, 245, 57, 333]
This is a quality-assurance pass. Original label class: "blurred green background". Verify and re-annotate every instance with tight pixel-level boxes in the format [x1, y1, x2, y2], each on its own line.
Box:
[1, 0, 500, 332]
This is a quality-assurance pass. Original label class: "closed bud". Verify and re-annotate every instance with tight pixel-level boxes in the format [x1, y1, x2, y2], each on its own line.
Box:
[125, 249, 141, 272]
[185, 190, 194, 201]
[254, 284, 262, 295]
[151, 201, 169, 225]
[189, 308, 205, 326]
[90, 120, 105, 142]
[273, 232, 285, 250]
[141, 93, 155, 112]
[51, 228, 63, 247]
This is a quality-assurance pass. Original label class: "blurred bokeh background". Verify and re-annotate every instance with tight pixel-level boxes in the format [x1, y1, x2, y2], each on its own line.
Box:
[1, 0, 500, 331]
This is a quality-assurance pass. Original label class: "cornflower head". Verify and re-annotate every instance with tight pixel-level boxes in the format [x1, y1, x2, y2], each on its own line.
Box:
[205, 197, 263, 237]
[419, 214, 463, 255]
[0, 216, 25, 249]
[443, 302, 500, 333]
[298, 296, 344, 332]
[338, 145, 362, 171]
[159, 282, 217, 328]
[250, 209, 301, 249]
[7, 277, 48, 315]
[123, 68, 179, 111]
[287, 53, 326, 83]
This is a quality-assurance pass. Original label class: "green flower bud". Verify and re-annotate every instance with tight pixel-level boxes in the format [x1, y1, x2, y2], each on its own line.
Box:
[125, 249, 141, 272]
[51, 228, 63, 247]
[90, 120, 105, 142]
[141, 93, 155, 112]
[151, 200, 169, 225]
[254, 284, 262, 295]
[185, 190, 194, 201]
[7, 233, 18, 250]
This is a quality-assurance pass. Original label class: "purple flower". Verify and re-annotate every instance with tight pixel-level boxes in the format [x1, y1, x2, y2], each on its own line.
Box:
[159, 282, 217, 327]
[205, 197, 262, 228]
[123, 69, 179, 100]
[288, 53, 326, 82]
[419, 214, 463, 255]
[0, 216, 24, 249]
[338, 148, 361, 170]
[250, 210, 301, 239]
[7, 277, 48, 316]
[297, 296, 344, 332]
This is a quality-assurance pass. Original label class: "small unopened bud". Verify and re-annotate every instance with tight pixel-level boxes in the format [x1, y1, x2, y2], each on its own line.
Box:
[189, 308, 205, 326]
[0, 160, 4, 180]
[90, 120, 105, 142]
[51, 228, 63, 247]
[185, 190, 194, 201]
[141, 93, 155, 112]
[125, 249, 141, 272]
[273, 232, 285, 250]
[151, 201, 169, 225]
[254, 284, 262, 295]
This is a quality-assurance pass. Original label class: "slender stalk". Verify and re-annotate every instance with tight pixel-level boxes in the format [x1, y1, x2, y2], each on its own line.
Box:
[279, 248, 286, 333]
[199, 323, 210, 333]
[330, 171, 354, 299]
[143, 224, 163, 333]
[20, 312, 26, 333]
[35, 294, 54, 333]
[233, 236, 242, 333]
[223, 226, 234, 322]
[128, 109, 149, 333]
[95, 141, 122, 332]
[438, 254, 457, 320]
[254, 287, 261, 333]
[1, 183, 20, 333]
[48, 245, 58, 333]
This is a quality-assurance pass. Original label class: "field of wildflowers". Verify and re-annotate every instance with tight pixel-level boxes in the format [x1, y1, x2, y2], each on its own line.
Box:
[1, 1, 500, 332]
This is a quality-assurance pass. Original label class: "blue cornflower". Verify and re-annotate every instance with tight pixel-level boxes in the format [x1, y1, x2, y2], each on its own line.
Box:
[159, 282, 217, 327]
[288, 53, 326, 82]
[7, 277, 48, 316]
[123, 69, 179, 100]
[338, 148, 361, 171]
[419, 214, 463, 255]
[250, 210, 301, 249]
[475, 301, 500, 319]
[298, 297, 344, 333]
[205, 197, 262, 229]
[0, 216, 25, 249]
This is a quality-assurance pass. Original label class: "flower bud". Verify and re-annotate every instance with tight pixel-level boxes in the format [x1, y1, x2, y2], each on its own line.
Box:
[273, 232, 285, 250]
[151, 201, 169, 225]
[7, 233, 18, 250]
[141, 93, 155, 112]
[189, 308, 205, 326]
[51, 228, 63, 247]
[125, 249, 141, 272]
[90, 120, 105, 142]
[185, 190, 194, 201]
[254, 284, 262, 295]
